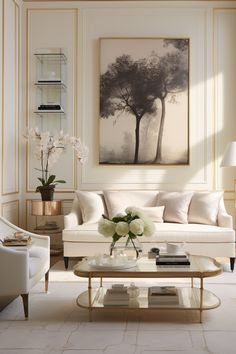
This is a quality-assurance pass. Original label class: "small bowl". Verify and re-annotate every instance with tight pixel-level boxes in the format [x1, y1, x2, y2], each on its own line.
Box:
[14, 232, 24, 240]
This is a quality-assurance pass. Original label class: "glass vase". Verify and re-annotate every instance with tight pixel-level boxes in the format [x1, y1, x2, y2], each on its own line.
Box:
[110, 236, 143, 260]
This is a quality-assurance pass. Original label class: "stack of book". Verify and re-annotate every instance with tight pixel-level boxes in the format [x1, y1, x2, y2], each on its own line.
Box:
[2, 236, 32, 247]
[38, 104, 62, 111]
[148, 286, 179, 305]
[103, 284, 130, 306]
[156, 253, 190, 267]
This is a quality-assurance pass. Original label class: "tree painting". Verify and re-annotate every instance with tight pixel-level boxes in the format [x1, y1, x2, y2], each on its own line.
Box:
[99, 38, 189, 165]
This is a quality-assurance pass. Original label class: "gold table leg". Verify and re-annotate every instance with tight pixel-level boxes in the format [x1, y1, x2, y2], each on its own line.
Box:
[100, 277, 103, 287]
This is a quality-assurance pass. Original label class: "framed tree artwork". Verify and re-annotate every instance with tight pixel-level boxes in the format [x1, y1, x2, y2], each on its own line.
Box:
[99, 38, 189, 165]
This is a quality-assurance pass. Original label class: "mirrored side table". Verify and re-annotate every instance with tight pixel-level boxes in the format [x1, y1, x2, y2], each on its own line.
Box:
[31, 200, 62, 255]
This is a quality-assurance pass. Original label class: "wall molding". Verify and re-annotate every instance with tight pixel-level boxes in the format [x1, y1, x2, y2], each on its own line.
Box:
[213, 7, 236, 193]
[25, 7, 78, 193]
[1, 0, 20, 195]
[1, 199, 19, 225]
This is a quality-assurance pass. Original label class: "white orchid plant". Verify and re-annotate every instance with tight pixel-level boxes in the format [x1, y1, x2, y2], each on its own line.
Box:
[98, 207, 155, 256]
[25, 127, 88, 192]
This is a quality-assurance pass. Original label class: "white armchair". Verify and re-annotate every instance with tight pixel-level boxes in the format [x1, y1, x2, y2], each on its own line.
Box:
[0, 216, 50, 318]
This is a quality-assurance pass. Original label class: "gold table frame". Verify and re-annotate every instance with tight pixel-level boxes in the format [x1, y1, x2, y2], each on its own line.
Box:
[31, 200, 62, 254]
[74, 255, 222, 322]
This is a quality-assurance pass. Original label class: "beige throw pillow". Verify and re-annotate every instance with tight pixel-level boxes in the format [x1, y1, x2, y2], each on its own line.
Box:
[188, 191, 223, 225]
[157, 191, 193, 224]
[75, 191, 105, 224]
[103, 190, 158, 218]
[133, 206, 165, 223]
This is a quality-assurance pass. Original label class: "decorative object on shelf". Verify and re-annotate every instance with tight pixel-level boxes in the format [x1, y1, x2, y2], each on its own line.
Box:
[148, 247, 160, 259]
[127, 282, 140, 299]
[25, 127, 88, 201]
[103, 284, 130, 306]
[98, 207, 155, 258]
[148, 286, 179, 305]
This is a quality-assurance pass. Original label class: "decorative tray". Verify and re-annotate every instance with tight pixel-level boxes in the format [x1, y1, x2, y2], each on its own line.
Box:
[86, 255, 137, 270]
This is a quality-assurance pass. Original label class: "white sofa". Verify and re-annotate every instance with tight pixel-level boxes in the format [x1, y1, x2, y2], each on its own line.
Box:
[63, 190, 235, 270]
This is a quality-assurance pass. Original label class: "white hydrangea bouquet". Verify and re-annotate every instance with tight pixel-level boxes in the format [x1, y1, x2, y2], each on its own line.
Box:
[98, 207, 155, 258]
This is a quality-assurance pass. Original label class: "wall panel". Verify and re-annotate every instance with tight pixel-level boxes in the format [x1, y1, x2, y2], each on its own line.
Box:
[214, 9, 236, 193]
[80, 6, 214, 190]
[22, 2, 236, 225]
[2, 0, 19, 195]
[1, 200, 19, 226]
[26, 8, 78, 192]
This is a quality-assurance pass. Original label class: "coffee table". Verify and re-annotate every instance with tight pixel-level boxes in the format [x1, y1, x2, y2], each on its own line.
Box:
[73, 255, 222, 322]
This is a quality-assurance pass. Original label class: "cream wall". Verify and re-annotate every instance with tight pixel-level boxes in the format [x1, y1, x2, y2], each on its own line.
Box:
[0, 0, 22, 226]
[19, 1, 236, 227]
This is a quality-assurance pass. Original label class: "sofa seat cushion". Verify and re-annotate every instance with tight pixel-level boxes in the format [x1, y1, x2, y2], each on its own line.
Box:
[29, 247, 48, 278]
[63, 223, 109, 243]
[151, 223, 235, 243]
[63, 223, 235, 243]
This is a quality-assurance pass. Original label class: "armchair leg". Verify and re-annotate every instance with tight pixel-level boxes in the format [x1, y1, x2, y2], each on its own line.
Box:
[21, 294, 29, 319]
[230, 257, 235, 272]
[64, 256, 69, 270]
[45, 270, 49, 292]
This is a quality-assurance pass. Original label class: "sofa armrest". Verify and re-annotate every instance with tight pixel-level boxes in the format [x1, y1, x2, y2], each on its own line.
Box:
[218, 212, 233, 228]
[64, 212, 79, 229]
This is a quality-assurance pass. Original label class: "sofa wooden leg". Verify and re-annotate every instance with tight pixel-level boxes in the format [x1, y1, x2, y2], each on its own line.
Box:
[45, 270, 49, 292]
[230, 257, 235, 272]
[64, 257, 69, 270]
[21, 293, 29, 319]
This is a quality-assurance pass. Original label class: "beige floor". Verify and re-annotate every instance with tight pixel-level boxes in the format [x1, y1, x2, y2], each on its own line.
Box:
[0, 259, 236, 354]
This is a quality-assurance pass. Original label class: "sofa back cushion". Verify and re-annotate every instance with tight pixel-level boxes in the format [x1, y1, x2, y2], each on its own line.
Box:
[188, 191, 223, 225]
[75, 191, 105, 224]
[134, 206, 165, 223]
[103, 191, 158, 218]
[157, 191, 193, 224]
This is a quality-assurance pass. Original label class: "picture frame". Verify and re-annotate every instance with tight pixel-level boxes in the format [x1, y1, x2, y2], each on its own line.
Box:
[99, 37, 189, 165]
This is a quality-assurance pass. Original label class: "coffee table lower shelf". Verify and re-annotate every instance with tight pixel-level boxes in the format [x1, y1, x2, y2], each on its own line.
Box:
[76, 287, 220, 322]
